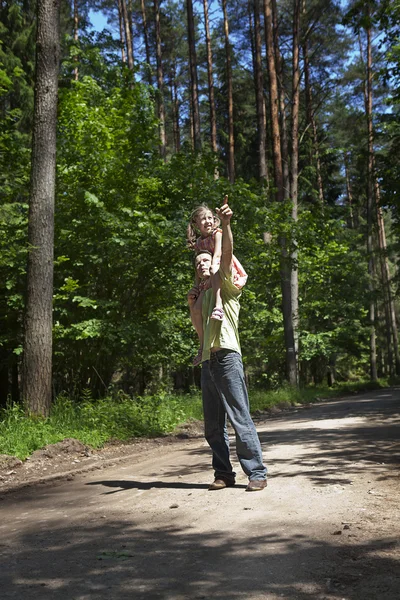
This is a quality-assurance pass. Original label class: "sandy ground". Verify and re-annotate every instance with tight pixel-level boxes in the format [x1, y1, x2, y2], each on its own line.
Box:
[0, 388, 399, 600]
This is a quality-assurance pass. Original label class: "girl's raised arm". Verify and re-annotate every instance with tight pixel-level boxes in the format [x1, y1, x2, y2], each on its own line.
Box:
[210, 230, 222, 274]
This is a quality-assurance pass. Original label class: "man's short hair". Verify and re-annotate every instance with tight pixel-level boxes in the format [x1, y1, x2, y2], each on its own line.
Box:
[195, 250, 212, 259]
[194, 250, 212, 269]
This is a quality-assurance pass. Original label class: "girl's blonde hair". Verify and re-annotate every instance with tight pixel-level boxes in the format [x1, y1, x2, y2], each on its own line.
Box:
[186, 204, 220, 249]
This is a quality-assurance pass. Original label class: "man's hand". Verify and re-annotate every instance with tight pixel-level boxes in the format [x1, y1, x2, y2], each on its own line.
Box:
[216, 195, 233, 226]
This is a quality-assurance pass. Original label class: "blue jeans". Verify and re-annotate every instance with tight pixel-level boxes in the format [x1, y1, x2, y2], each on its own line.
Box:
[201, 350, 267, 482]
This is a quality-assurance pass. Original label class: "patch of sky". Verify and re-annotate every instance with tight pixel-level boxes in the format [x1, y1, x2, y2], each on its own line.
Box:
[88, 10, 111, 33]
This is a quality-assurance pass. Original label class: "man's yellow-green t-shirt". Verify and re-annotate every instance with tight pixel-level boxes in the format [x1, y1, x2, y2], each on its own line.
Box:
[201, 264, 242, 362]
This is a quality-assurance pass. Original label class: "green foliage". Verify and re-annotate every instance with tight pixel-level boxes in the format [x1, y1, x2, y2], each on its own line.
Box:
[0, 391, 203, 459]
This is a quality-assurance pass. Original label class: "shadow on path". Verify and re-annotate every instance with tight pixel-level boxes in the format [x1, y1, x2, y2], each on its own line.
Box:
[86, 480, 248, 494]
[1, 515, 399, 599]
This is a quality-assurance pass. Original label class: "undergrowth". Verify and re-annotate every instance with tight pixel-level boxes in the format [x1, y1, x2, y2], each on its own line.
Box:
[0, 378, 390, 460]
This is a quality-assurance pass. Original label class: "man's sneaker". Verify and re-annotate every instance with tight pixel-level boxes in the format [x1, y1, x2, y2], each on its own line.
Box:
[245, 479, 267, 492]
[208, 477, 235, 491]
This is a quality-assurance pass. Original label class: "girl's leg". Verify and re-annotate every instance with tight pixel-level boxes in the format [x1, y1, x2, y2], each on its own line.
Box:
[212, 274, 223, 310]
[190, 293, 204, 366]
[191, 305, 204, 348]
[211, 273, 224, 321]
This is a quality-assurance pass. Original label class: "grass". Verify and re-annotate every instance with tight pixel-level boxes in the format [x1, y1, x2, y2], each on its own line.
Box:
[0, 378, 392, 460]
[248, 378, 390, 412]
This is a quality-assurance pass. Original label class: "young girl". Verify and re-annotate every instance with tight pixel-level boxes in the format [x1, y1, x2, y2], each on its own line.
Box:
[187, 200, 247, 366]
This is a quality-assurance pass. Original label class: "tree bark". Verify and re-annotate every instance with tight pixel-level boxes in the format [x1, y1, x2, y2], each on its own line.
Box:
[264, 0, 297, 385]
[290, 0, 301, 384]
[116, 0, 127, 65]
[22, 0, 60, 416]
[364, 21, 399, 376]
[73, 0, 79, 80]
[374, 168, 400, 374]
[253, 0, 267, 183]
[186, 0, 201, 151]
[222, 0, 235, 183]
[247, 0, 255, 72]
[154, 0, 166, 160]
[140, 0, 152, 84]
[303, 19, 324, 204]
[272, 0, 289, 195]
[127, 0, 134, 62]
[344, 153, 354, 228]
[121, 0, 134, 71]
[203, 0, 217, 155]
[172, 59, 181, 152]
[364, 23, 378, 381]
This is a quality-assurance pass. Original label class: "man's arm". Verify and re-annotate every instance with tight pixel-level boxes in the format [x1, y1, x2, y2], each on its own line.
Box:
[216, 197, 233, 275]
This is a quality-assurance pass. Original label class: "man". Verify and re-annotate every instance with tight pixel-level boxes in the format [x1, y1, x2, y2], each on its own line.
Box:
[188, 201, 267, 492]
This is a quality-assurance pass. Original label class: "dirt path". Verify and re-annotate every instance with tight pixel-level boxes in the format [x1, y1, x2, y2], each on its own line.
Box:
[0, 389, 399, 599]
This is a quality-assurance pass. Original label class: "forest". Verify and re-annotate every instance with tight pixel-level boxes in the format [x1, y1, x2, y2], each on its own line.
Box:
[1, 0, 400, 434]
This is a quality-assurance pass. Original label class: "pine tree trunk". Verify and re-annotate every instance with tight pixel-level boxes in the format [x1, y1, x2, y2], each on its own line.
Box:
[290, 0, 301, 384]
[73, 0, 79, 80]
[140, 0, 152, 83]
[248, 0, 255, 70]
[344, 153, 354, 228]
[22, 0, 60, 416]
[374, 171, 400, 374]
[364, 22, 399, 377]
[253, 0, 267, 183]
[121, 0, 134, 71]
[272, 0, 289, 200]
[203, 0, 217, 154]
[364, 24, 378, 381]
[127, 0, 134, 61]
[222, 0, 235, 183]
[117, 0, 127, 65]
[303, 26, 324, 204]
[172, 60, 181, 152]
[186, 0, 201, 151]
[154, 0, 166, 160]
[264, 0, 297, 386]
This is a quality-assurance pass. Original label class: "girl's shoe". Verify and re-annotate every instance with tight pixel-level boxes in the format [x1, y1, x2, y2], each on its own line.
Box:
[211, 307, 224, 321]
[193, 348, 203, 367]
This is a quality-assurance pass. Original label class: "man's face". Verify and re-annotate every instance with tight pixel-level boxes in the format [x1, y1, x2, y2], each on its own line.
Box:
[195, 253, 211, 279]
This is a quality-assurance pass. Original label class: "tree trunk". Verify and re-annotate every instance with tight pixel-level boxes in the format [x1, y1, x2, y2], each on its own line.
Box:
[186, 0, 201, 151]
[344, 153, 354, 228]
[121, 0, 134, 71]
[364, 21, 399, 376]
[374, 171, 400, 374]
[203, 0, 217, 154]
[73, 0, 79, 80]
[172, 60, 181, 152]
[127, 0, 134, 62]
[253, 0, 267, 183]
[247, 0, 255, 71]
[272, 0, 289, 195]
[364, 24, 378, 381]
[22, 0, 60, 416]
[154, 0, 166, 160]
[290, 0, 301, 384]
[303, 20, 324, 204]
[222, 0, 235, 183]
[140, 0, 152, 84]
[264, 0, 297, 385]
[116, 0, 127, 65]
